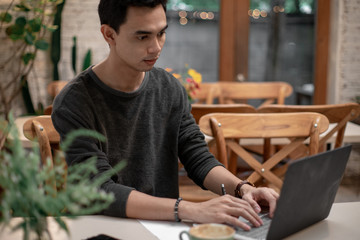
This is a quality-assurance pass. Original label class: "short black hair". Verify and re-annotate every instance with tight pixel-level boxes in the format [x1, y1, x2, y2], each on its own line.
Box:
[98, 0, 167, 33]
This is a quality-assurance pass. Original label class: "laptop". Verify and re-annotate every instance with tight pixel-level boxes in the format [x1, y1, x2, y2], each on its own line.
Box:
[236, 145, 352, 240]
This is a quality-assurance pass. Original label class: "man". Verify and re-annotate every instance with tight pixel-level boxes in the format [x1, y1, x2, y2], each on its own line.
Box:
[52, 0, 278, 231]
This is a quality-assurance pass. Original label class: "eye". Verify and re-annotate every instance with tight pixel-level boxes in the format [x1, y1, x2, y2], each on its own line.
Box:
[137, 35, 148, 40]
[158, 31, 166, 37]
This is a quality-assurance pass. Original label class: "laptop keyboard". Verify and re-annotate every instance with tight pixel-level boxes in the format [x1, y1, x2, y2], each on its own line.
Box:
[235, 212, 272, 240]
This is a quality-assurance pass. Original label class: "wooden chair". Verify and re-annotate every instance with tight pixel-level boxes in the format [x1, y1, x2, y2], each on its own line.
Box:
[179, 104, 258, 202]
[258, 103, 360, 155]
[191, 103, 256, 124]
[23, 115, 65, 192]
[47, 80, 68, 98]
[199, 112, 329, 192]
[191, 103, 257, 171]
[191, 82, 222, 104]
[44, 80, 68, 114]
[218, 81, 293, 107]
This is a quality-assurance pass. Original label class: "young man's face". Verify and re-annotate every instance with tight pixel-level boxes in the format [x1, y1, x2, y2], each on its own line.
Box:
[110, 4, 167, 72]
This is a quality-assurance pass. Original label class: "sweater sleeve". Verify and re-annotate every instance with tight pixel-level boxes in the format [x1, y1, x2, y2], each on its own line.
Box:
[177, 89, 223, 189]
[51, 85, 133, 218]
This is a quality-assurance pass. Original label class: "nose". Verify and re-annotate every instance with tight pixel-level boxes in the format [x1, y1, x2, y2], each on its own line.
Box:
[148, 37, 163, 54]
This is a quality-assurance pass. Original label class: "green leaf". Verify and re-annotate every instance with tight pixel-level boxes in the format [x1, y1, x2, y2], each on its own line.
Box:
[72, 36, 77, 74]
[8, 34, 23, 41]
[51, 0, 65, 4]
[15, 4, 31, 12]
[15, 16, 27, 27]
[54, 217, 69, 233]
[0, 12, 12, 23]
[35, 39, 49, 50]
[28, 18, 42, 32]
[82, 49, 92, 71]
[45, 24, 58, 32]
[24, 32, 35, 45]
[60, 129, 106, 152]
[22, 53, 35, 65]
[7, 24, 24, 35]
[5, 25, 24, 40]
[33, 8, 44, 13]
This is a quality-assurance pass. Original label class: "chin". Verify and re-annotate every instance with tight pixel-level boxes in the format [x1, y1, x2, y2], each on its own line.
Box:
[140, 65, 155, 72]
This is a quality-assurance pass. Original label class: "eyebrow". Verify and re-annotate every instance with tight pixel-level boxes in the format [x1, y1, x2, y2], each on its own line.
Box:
[135, 24, 168, 35]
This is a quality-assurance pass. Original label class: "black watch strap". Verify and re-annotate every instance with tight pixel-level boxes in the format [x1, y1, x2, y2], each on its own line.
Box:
[234, 180, 255, 198]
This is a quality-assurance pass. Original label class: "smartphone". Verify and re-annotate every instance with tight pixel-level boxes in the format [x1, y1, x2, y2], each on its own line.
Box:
[85, 234, 120, 240]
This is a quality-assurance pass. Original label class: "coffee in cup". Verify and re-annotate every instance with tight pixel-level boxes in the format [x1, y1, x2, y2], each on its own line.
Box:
[179, 223, 235, 240]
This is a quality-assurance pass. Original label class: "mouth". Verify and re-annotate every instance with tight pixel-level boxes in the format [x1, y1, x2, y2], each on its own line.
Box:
[144, 57, 158, 65]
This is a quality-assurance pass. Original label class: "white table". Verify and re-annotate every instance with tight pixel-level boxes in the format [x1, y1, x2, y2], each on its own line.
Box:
[284, 201, 360, 240]
[0, 202, 359, 240]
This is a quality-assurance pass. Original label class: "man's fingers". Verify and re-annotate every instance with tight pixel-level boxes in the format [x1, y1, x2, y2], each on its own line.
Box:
[223, 203, 263, 227]
[223, 215, 251, 231]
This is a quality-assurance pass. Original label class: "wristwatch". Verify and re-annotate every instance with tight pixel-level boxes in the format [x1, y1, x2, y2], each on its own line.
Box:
[234, 180, 255, 198]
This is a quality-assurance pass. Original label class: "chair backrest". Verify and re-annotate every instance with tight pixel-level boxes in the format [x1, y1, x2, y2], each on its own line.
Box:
[258, 103, 360, 149]
[218, 81, 293, 107]
[191, 103, 256, 124]
[47, 80, 68, 98]
[44, 80, 69, 115]
[191, 104, 257, 172]
[199, 112, 329, 190]
[23, 115, 65, 192]
[192, 82, 222, 104]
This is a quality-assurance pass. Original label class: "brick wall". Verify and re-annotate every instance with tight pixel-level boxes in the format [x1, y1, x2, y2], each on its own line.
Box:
[58, 0, 108, 81]
[328, 0, 360, 104]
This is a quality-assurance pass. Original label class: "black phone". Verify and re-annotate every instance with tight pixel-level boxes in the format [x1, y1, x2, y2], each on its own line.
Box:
[85, 234, 120, 240]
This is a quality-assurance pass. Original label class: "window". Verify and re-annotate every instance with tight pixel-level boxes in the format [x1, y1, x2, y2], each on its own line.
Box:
[156, 0, 220, 83]
[249, 0, 316, 104]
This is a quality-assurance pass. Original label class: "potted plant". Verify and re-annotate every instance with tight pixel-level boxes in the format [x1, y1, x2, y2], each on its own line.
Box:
[0, 115, 125, 240]
[165, 65, 202, 102]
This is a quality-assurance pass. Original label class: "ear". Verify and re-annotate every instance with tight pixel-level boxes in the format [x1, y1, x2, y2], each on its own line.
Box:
[101, 24, 117, 45]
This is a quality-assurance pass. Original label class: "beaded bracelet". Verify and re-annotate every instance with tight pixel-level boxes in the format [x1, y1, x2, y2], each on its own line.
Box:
[174, 197, 183, 222]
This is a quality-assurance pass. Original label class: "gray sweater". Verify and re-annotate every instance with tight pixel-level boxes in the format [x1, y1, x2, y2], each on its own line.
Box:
[52, 67, 222, 217]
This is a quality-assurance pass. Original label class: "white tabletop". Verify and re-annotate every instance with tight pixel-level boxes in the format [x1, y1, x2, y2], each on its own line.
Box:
[0, 202, 359, 240]
[285, 202, 360, 239]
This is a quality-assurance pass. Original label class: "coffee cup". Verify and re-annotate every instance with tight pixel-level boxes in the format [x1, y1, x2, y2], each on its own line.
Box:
[179, 223, 235, 240]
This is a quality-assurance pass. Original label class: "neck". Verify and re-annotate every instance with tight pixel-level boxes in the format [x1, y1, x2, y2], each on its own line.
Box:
[92, 58, 145, 92]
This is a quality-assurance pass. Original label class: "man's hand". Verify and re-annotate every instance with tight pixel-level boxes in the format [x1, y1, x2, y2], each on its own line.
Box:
[179, 195, 265, 231]
[240, 185, 279, 218]
[198, 166, 279, 229]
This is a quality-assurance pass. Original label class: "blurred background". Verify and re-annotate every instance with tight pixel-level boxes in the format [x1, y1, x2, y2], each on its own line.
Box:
[1, 0, 359, 118]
